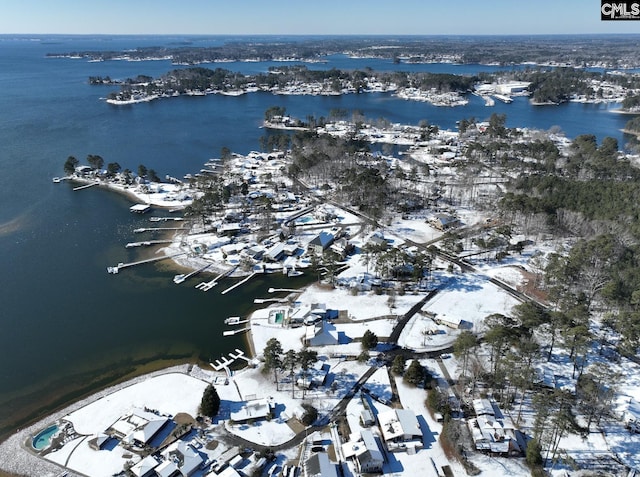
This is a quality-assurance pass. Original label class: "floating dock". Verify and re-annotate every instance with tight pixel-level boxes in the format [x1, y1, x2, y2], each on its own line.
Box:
[209, 349, 251, 373]
[223, 327, 250, 336]
[130, 203, 151, 214]
[224, 316, 249, 325]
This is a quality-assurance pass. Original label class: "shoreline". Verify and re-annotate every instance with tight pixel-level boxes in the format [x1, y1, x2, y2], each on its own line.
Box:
[0, 363, 197, 476]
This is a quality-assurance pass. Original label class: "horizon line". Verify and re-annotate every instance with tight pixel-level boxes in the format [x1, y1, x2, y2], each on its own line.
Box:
[2, 32, 640, 37]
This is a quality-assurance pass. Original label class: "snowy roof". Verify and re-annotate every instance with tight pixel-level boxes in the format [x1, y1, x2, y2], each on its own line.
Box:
[360, 429, 384, 462]
[378, 409, 421, 441]
[155, 459, 180, 477]
[162, 441, 203, 476]
[230, 397, 273, 422]
[473, 398, 495, 417]
[111, 408, 169, 445]
[309, 231, 335, 249]
[130, 455, 159, 477]
[306, 452, 338, 477]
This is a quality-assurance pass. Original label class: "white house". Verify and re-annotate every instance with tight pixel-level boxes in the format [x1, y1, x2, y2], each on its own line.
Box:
[377, 409, 423, 450]
[230, 397, 274, 423]
[161, 441, 204, 477]
[109, 408, 169, 447]
[341, 429, 384, 473]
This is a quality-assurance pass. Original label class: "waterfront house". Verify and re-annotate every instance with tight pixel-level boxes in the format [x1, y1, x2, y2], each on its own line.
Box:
[305, 320, 339, 347]
[230, 397, 274, 423]
[308, 231, 335, 256]
[109, 408, 169, 448]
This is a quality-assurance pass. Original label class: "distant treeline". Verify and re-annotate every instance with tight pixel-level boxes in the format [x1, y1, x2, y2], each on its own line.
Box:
[49, 35, 640, 68]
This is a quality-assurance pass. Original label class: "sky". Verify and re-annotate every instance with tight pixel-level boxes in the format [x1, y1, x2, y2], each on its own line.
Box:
[0, 0, 639, 36]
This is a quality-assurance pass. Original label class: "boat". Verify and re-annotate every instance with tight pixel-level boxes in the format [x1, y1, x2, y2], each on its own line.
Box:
[173, 274, 186, 284]
[52, 177, 61, 183]
[224, 316, 241, 325]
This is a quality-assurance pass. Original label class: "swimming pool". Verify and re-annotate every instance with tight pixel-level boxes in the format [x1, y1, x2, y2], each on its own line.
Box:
[32, 424, 58, 450]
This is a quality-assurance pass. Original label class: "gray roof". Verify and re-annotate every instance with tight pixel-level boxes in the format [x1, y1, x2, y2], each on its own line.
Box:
[306, 452, 338, 477]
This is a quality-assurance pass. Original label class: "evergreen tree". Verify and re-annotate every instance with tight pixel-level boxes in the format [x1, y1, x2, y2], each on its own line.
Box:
[361, 329, 378, 350]
[404, 359, 426, 386]
[200, 384, 221, 417]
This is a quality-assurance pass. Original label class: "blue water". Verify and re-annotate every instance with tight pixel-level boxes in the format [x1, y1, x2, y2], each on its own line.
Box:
[0, 34, 634, 438]
[32, 424, 58, 450]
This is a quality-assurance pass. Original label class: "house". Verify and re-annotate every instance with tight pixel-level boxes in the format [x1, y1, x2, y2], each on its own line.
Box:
[87, 433, 110, 451]
[130, 455, 160, 477]
[296, 361, 330, 389]
[161, 441, 203, 477]
[308, 231, 335, 255]
[155, 459, 181, 477]
[467, 415, 521, 456]
[368, 232, 387, 250]
[341, 429, 384, 473]
[109, 408, 169, 447]
[433, 314, 463, 329]
[377, 409, 423, 450]
[305, 452, 339, 477]
[306, 320, 339, 347]
[265, 242, 285, 261]
[467, 399, 522, 456]
[230, 397, 274, 423]
[429, 214, 461, 231]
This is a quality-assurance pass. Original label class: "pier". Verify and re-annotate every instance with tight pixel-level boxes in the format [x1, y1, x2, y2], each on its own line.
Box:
[209, 349, 252, 373]
[107, 252, 186, 274]
[72, 182, 98, 191]
[195, 266, 237, 291]
[173, 263, 212, 284]
[268, 287, 304, 294]
[133, 227, 186, 233]
[125, 240, 174, 248]
[253, 298, 289, 304]
[222, 327, 250, 336]
[220, 272, 256, 295]
[149, 216, 184, 222]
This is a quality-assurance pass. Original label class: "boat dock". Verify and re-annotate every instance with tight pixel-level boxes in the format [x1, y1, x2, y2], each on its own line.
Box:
[73, 182, 98, 191]
[149, 216, 184, 222]
[221, 272, 256, 295]
[195, 266, 237, 291]
[173, 263, 212, 284]
[125, 240, 174, 248]
[223, 327, 250, 336]
[209, 349, 252, 374]
[254, 298, 289, 304]
[224, 316, 249, 325]
[107, 252, 186, 274]
[134, 227, 186, 233]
